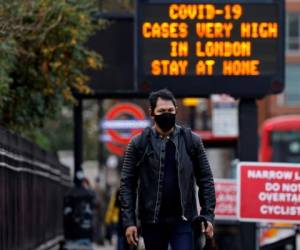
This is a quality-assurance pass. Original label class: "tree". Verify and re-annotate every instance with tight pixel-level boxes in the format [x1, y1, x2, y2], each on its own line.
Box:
[0, 0, 105, 133]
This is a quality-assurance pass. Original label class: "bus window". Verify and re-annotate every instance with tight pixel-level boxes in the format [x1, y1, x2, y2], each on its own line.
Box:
[271, 131, 300, 162]
[260, 115, 300, 162]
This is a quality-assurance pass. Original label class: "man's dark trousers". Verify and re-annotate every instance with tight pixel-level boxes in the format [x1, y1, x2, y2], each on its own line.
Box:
[141, 220, 193, 250]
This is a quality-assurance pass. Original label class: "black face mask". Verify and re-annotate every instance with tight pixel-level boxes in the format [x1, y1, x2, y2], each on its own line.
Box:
[154, 113, 176, 131]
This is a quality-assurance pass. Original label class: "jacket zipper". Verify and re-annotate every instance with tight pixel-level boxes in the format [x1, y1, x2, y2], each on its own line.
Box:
[175, 140, 187, 221]
[153, 139, 163, 223]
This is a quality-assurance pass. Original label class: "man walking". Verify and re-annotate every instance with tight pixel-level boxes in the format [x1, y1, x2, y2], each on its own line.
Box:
[120, 89, 216, 250]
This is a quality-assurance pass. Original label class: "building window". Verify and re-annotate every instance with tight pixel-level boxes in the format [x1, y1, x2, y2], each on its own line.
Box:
[285, 64, 300, 105]
[286, 13, 300, 53]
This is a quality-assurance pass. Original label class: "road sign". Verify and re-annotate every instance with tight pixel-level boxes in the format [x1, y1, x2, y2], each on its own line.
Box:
[212, 94, 238, 137]
[86, 14, 134, 96]
[238, 162, 300, 223]
[102, 103, 149, 156]
[215, 179, 237, 220]
[136, 0, 285, 97]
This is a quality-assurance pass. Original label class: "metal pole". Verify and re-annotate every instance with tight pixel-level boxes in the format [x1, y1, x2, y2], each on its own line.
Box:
[74, 98, 83, 185]
[190, 106, 196, 130]
[202, 109, 209, 131]
[98, 99, 107, 190]
[296, 225, 300, 250]
[238, 98, 258, 250]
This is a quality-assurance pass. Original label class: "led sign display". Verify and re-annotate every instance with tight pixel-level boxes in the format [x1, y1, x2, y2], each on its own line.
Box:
[136, 0, 285, 97]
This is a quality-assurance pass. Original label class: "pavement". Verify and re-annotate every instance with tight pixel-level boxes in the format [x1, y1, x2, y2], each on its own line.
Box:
[93, 243, 115, 250]
[63, 241, 115, 250]
[92, 237, 117, 250]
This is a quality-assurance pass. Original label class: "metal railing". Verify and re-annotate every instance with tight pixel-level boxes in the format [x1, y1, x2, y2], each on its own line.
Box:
[0, 127, 72, 250]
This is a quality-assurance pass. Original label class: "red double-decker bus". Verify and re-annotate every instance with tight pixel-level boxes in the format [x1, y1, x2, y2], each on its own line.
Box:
[259, 115, 300, 249]
[260, 115, 300, 163]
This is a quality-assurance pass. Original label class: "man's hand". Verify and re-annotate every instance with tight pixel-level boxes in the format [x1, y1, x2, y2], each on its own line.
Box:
[125, 226, 139, 246]
[202, 221, 214, 238]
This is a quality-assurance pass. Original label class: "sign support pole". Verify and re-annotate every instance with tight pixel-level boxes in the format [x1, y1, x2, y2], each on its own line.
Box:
[189, 106, 196, 130]
[74, 98, 83, 185]
[238, 98, 258, 250]
[296, 226, 300, 250]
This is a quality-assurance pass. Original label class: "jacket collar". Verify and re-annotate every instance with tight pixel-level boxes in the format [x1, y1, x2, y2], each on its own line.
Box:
[151, 124, 181, 139]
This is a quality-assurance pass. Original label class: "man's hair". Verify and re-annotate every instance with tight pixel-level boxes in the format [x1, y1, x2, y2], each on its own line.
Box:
[149, 88, 177, 112]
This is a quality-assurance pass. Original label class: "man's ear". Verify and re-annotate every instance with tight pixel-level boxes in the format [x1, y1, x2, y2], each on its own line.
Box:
[149, 108, 154, 117]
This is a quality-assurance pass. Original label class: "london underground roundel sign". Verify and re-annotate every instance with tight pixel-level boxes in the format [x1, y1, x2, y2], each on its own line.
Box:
[102, 103, 149, 156]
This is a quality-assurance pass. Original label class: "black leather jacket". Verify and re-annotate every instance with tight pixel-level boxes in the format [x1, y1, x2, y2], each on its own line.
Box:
[120, 125, 216, 228]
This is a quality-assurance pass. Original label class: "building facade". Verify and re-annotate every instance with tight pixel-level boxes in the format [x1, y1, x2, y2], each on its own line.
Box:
[258, 0, 300, 125]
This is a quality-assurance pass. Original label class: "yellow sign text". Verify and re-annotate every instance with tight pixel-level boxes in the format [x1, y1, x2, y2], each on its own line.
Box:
[169, 4, 243, 20]
[196, 60, 215, 75]
[196, 41, 251, 57]
[196, 22, 233, 38]
[240, 22, 278, 38]
[170, 41, 189, 57]
[151, 60, 188, 76]
[222, 60, 260, 75]
[142, 22, 188, 38]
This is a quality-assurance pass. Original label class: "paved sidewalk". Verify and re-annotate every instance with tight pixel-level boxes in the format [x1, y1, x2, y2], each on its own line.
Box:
[93, 243, 114, 250]
[63, 241, 115, 250]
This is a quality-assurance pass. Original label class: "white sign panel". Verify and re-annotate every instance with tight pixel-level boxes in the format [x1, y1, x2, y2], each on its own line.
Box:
[211, 94, 238, 137]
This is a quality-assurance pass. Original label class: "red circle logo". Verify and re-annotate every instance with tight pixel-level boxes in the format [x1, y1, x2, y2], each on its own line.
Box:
[103, 103, 147, 156]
